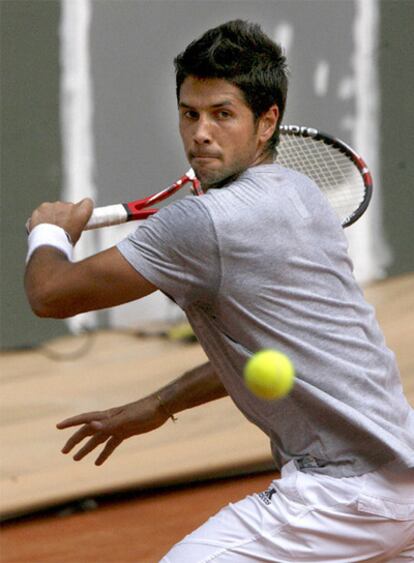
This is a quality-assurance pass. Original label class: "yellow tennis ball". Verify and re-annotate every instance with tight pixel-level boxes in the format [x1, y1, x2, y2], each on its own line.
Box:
[244, 349, 295, 400]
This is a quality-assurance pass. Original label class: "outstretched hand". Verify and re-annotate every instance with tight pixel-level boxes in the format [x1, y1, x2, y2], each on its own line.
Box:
[56, 395, 169, 466]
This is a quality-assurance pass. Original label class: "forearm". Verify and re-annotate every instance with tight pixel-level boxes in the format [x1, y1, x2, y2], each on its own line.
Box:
[155, 362, 228, 416]
[25, 248, 79, 318]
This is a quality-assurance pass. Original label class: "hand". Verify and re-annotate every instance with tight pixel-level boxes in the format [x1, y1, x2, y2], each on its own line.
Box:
[27, 198, 94, 244]
[56, 395, 169, 465]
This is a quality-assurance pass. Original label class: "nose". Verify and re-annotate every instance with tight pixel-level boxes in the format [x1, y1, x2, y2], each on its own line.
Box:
[193, 115, 212, 145]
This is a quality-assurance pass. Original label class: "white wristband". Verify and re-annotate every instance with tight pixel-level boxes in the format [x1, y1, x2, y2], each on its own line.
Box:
[26, 224, 73, 264]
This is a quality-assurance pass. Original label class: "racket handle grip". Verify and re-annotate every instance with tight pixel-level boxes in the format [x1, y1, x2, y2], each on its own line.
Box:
[85, 204, 129, 230]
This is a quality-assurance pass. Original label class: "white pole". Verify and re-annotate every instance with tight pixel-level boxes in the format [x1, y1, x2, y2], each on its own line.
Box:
[60, 0, 99, 330]
[347, 0, 391, 284]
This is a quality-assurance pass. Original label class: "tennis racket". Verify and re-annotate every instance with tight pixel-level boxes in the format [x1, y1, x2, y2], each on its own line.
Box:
[85, 125, 372, 230]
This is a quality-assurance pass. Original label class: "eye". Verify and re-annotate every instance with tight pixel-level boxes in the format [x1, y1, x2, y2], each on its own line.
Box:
[183, 110, 199, 120]
[217, 110, 232, 119]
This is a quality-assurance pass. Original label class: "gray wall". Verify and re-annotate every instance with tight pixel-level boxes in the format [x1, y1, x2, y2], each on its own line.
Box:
[1, 0, 68, 349]
[379, 0, 414, 277]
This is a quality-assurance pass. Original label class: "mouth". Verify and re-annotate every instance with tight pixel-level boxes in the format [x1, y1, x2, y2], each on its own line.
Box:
[192, 156, 219, 161]
[190, 151, 221, 161]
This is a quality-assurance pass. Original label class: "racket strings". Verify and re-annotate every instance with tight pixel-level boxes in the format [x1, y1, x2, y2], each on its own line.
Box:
[279, 136, 355, 188]
[277, 136, 366, 224]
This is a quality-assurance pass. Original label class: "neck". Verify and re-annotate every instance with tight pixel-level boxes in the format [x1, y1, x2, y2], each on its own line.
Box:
[251, 147, 274, 167]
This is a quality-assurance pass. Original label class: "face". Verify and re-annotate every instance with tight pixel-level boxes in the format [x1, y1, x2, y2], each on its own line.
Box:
[178, 77, 277, 190]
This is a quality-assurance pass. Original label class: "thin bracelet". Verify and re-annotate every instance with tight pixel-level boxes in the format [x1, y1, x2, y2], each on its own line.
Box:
[156, 393, 177, 423]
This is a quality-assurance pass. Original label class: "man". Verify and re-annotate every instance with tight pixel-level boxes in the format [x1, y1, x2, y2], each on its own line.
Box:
[25, 20, 414, 562]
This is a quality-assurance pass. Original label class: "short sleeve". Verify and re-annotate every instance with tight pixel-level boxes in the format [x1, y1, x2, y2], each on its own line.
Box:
[117, 196, 220, 309]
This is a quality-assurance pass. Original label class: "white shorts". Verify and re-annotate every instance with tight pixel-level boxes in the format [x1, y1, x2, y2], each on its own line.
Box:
[160, 460, 414, 562]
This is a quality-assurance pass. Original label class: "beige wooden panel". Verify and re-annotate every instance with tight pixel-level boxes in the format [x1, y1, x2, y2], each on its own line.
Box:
[0, 274, 413, 519]
[363, 273, 414, 400]
[0, 333, 273, 519]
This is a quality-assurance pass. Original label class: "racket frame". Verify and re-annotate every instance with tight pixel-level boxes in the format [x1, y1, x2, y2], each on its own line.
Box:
[278, 125, 373, 227]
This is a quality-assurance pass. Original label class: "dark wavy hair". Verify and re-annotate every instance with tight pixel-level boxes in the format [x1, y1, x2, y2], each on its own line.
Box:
[174, 20, 288, 153]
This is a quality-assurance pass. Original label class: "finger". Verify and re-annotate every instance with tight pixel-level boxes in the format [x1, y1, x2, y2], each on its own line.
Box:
[95, 437, 123, 466]
[76, 198, 94, 229]
[57, 412, 106, 429]
[73, 433, 109, 461]
[61, 424, 98, 454]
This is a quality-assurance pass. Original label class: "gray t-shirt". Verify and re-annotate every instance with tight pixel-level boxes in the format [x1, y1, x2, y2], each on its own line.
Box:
[118, 163, 414, 478]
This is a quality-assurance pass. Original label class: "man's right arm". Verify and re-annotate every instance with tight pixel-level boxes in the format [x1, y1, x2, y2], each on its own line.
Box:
[25, 198, 158, 318]
[25, 245, 157, 318]
[57, 362, 228, 465]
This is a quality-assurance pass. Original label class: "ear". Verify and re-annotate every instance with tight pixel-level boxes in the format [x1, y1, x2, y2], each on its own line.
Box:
[258, 105, 279, 145]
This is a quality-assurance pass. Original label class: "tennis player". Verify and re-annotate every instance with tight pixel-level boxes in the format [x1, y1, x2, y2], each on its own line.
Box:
[25, 20, 414, 562]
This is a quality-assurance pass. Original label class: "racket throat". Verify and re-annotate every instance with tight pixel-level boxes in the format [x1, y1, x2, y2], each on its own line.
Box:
[125, 203, 158, 221]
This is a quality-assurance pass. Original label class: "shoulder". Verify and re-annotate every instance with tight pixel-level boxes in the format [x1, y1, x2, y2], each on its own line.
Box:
[122, 194, 218, 257]
[196, 164, 309, 217]
[149, 194, 216, 241]
[240, 163, 320, 191]
[207, 164, 317, 200]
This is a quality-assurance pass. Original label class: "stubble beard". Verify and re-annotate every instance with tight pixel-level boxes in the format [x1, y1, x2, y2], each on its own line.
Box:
[193, 160, 249, 192]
